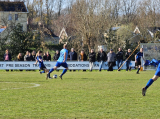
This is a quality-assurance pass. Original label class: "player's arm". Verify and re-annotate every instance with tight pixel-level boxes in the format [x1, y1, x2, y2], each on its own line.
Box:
[135, 54, 137, 62]
[63, 52, 67, 62]
[34, 59, 38, 64]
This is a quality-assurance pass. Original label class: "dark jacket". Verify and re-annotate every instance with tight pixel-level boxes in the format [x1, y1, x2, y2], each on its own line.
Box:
[79, 53, 87, 61]
[46, 54, 51, 61]
[107, 52, 116, 62]
[125, 52, 132, 60]
[69, 51, 77, 60]
[89, 52, 96, 62]
[116, 51, 123, 60]
[3, 53, 12, 61]
[43, 55, 47, 61]
[53, 53, 60, 60]
[97, 51, 107, 62]
[24, 55, 31, 61]
[17, 57, 24, 61]
[31, 55, 36, 61]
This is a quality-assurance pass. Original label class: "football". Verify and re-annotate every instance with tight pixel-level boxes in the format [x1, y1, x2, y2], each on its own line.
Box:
[53, 74, 57, 78]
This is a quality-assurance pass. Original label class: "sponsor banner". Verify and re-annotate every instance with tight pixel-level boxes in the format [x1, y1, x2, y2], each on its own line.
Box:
[0, 61, 135, 70]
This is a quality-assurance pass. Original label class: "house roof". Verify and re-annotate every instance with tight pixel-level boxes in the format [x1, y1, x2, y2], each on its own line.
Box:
[43, 28, 59, 38]
[59, 27, 68, 38]
[0, 1, 28, 12]
[0, 28, 5, 33]
[147, 27, 160, 33]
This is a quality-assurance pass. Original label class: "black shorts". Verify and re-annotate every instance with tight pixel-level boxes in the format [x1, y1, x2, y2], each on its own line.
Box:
[135, 61, 141, 66]
[40, 66, 46, 70]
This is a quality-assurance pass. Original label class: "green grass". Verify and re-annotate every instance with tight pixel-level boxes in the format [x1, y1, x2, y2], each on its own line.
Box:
[0, 70, 160, 119]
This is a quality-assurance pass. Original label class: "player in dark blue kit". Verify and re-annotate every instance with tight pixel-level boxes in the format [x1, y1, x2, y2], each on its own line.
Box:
[142, 62, 160, 96]
[35, 51, 51, 79]
[47, 44, 68, 80]
[135, 48, 145, 74]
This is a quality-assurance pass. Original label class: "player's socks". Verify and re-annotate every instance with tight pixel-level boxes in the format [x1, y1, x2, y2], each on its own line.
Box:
[137, 68, 140, 73]
[48, 68, 54, 74]
[145, 79, 154, 89]
[41, 71, 45, 73]
[60, 69, 67, 76]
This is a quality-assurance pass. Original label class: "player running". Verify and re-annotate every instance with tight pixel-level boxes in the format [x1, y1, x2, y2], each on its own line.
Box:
[135, 48, 145, 74]
[47, 44, 68, 80]
[35, 51, 52, 79]
[142, 61, 160, 96]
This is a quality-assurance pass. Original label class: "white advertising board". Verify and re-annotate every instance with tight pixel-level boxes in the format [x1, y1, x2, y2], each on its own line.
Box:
[0, 61, 135, 70]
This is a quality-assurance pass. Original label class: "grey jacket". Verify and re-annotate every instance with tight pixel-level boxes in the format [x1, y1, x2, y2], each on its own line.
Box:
[107, 52, 116, 62]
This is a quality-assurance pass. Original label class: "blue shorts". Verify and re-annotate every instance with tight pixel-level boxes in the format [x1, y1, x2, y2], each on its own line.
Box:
[55, 61, 68, 68]
[155, 64, 160, 76]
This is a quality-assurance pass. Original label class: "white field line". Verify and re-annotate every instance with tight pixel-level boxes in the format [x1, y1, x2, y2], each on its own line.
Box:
[0, 82, 40, 90]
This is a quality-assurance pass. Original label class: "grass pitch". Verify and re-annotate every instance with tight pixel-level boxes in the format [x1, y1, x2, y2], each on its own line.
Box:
[0, 70, 160, 119]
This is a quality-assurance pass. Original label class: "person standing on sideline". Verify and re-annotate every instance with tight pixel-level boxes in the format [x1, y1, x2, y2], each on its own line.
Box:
[135, 48, 145, 74]
[89, 49, 96, 71]
[43, 52, 47, 61]
[97, 48, 107, 71]
[17, 53, 24, 71]
[46, 51, 51, 61]
[107, 49, 116, 71]
[116, 48, 123, 71]
[79, 50, 87, 61]
[31, 51, 36, 61]
[4, 49, 12, 61]
[17, 53, 24, 61]
[47, 44, 68, 80]
[4, 49, 12, 71]
[53, 50, 60, 61]
[24, 51, 30, 61]
[125, 49, 132, 71]
[69, 48, 77, 61]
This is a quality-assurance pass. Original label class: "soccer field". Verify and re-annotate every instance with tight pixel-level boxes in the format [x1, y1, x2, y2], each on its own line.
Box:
[0, 70, 160, 119]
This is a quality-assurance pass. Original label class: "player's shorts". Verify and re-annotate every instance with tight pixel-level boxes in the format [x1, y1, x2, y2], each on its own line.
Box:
[155, 64, 160, 76]
[135, 61, 141, 66]
[55, 61, 68, 68]
[40, 65, 46, 70]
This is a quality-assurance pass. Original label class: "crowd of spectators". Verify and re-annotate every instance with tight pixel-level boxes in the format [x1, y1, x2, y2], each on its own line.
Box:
[3, 47, 133, 71]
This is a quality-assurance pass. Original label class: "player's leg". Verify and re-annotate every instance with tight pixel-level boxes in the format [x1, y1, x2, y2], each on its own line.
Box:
[136, 61, 141, 74]
[126, 61, 129, 71]
[142, 75, 159, 96]
[59, 62, 68, 80]
[46, 62, 60, 79]
[40, 66, 46, 74]
[99, 61, 103, 71]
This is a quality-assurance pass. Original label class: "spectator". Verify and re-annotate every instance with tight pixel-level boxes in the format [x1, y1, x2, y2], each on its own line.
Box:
[107, 49, 116, 71]
[53, 50, 60, 61]
[31, 51, 36, 61]
[17, 53, 24, 61]
[24, 51, 30, 61]
[69, 48, 77, 61]
[43, 52, 47, 61]
[79, 50, 87, 61]
[17, 53, 24, 71]
[28, 52, 32, 61]
[46, 51, 51, 61]
[89, 49, 96, 71]
[125, 49, 132, 71]
[4, 49, 12, 61]
[116, 48, 123, 71]
[97, 48, 107, 71]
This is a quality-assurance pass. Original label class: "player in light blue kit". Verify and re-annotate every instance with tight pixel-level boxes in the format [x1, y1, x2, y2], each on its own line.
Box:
[47, 44, 68, 79]
[142, 61, 160, 96]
